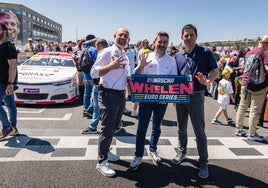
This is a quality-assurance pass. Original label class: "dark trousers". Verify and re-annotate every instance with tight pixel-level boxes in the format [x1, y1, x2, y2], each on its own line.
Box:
[175, 91, 208, 164]
[98, 90, 125, 163]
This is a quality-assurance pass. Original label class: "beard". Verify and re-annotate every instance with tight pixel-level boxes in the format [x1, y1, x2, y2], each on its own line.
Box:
[116, 39, 127, 49]
[156, 46, 166, 54]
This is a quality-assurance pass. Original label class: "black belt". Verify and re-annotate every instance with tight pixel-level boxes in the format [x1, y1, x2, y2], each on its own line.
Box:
[102, 87, 125, 94]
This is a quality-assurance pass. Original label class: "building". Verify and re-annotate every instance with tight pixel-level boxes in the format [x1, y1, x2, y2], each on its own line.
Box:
[0, 2, 62, 45]
[198, 38, 258, 51]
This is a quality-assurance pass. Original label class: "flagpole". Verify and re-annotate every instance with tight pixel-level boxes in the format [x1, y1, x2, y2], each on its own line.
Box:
[76, 25, 78, 41]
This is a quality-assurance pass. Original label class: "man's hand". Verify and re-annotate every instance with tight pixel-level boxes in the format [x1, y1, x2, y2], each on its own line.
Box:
[138, 52, 152, 69]
[195, 72, 209, 86]
[6, 85, 14, 95]
[135, 52, 152, 74]
[109, 56, 126, 69]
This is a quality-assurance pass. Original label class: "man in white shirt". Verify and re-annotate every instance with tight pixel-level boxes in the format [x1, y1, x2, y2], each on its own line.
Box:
[24, 38, 38, 58]
[90, 28, 130, 177]
[129, 31, 177, 170]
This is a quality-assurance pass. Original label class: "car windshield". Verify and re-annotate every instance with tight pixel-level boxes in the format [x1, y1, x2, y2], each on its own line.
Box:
[22, 57, 74, 67]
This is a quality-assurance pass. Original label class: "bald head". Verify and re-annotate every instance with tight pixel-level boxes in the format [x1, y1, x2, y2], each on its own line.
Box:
[114, 27, 129, 37]
[114, 27, 130, 49]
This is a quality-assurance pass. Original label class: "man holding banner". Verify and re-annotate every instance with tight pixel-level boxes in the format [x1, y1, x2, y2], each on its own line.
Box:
[129, 31, 177, 170]
[172, 24, 219, 179]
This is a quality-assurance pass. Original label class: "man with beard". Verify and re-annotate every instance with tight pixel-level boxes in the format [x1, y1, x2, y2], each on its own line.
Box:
[129, 31, 177, 170]
[0, 22, 18, 139]
[90, 28, 131, 177]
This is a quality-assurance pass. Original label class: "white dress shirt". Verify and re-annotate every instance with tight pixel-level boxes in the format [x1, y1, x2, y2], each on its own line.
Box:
[133, 52, 177, 75]
[90, 44, 130, 90]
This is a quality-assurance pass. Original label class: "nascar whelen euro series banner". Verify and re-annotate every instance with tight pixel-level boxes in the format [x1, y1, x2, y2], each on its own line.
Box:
[128, 75, 193, 103]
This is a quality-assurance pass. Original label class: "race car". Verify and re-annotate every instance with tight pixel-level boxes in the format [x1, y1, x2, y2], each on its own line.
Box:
[15, 52, 79, 105]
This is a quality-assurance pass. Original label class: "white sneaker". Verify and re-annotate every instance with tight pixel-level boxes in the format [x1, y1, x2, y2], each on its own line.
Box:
[149, 151, 162, 165]
[96, 160, 116, 177]
[130, 110, 138, 117]
[108, 151, 120, 162]
[129, 156, 142, 170]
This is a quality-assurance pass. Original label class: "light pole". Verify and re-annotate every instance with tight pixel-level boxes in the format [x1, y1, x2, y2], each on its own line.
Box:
[76, 25, 78, 42]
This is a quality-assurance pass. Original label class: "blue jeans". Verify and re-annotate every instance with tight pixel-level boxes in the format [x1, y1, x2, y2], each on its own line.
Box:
[89, 85, 100, 130]
[0, 84, 15, 129]
[135, 102, 168, 157]
[175, 91, 208, 164]
[83, 80, 93, 112]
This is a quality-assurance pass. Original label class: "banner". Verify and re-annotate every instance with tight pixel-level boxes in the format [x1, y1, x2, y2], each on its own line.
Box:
[128, 74, 193, 103]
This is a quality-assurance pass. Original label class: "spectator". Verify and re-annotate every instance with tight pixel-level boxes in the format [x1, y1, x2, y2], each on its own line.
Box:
[81, 38, 108, 134]
[36, 39, 44, 52]
[66, 41, 73, 53]
[0, 23, 18, 139]
[82, 34, 98, 118]
[235, 35, 268, 141]
[44, 41, 49, 52]
[73, 39, 86, 103]
[233, 49, 248, 111]
[24, 38, 38, 58]
[129, 39, 152, 117]
[208, 46, 220, 97]
[167, 45, 179, 58]
[211, 69, 235, 125]
[54, 42, 61, 52]
[135, 40, 143, 67]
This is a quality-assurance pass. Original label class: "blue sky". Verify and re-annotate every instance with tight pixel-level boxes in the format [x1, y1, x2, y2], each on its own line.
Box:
[2, 0, 268, 45]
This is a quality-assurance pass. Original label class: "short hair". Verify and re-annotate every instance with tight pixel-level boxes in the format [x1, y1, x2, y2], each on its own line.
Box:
[96, 38, 108, 48]
[167, 46, 178, 56]
[181, 24, 198, 36]
[154, 31, 169, 41]
[136, 41, 142, 46]
[142, 39, 149, 44]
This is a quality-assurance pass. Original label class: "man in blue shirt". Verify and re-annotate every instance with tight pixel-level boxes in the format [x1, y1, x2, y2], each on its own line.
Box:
[82, 34, 98, 118]
[173, 24, 219, 179]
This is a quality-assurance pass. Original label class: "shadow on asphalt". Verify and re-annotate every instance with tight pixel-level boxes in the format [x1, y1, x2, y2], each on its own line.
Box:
[3, 134, 55, 154]
[162, 119, 177, 127]
[123, 113, 177, 127]
[111, 158, 268, 187]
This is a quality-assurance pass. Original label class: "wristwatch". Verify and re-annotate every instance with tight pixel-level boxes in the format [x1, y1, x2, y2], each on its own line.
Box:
[7, 82, 14, 85]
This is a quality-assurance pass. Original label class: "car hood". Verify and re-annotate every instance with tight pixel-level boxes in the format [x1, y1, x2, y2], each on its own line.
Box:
[18, 65, 77, 84]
